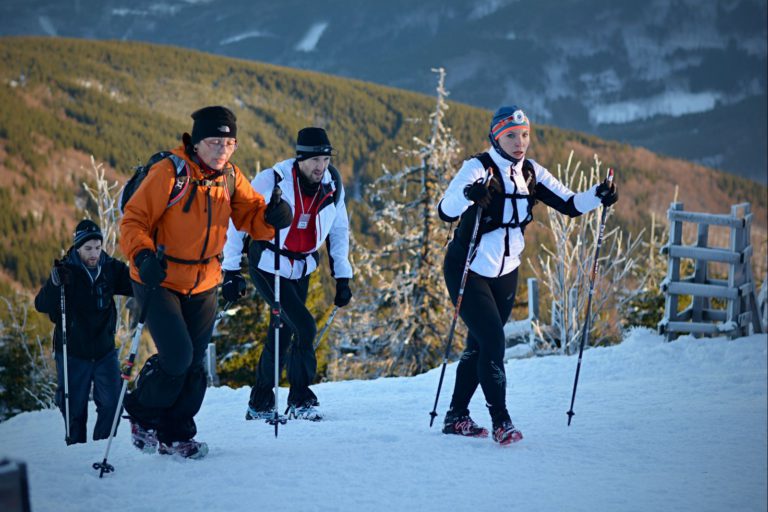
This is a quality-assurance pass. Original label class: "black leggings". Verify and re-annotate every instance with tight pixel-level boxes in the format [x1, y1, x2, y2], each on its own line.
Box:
[443, 242, 518, 423]
[124, 283, 216, 443]
[248, 267, 318, 410]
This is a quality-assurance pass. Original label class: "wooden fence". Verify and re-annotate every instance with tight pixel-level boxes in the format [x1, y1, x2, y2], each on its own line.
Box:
[658, 202, 764, 340]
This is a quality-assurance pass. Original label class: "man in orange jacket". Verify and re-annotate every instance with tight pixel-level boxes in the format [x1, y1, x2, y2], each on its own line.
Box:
[120, 106, 292, 459]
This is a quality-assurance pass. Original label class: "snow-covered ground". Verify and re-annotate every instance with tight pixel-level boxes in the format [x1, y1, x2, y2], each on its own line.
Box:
[1, 328, 766, 512]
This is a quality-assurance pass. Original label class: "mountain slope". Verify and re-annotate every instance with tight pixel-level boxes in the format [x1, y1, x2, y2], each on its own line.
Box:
[0, 330, 766, 511]
[0, 37, 765, 292]
[1, 0, 765, 182]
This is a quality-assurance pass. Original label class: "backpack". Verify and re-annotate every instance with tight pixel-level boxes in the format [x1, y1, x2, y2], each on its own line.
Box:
[119, 152, 236, 214]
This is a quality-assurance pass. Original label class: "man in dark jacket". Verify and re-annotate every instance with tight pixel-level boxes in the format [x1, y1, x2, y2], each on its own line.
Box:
[34, 219, 133, 445]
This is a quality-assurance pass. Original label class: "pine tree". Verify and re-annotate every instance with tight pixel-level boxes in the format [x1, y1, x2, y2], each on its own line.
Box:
[0, 295, 56, 420]
[330, 69, 463, 377]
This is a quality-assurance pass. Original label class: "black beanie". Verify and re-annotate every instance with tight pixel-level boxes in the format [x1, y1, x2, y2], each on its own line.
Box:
[73, 219, 103, 249]
[191, 106, 237, 145]
[296, 127, 333, 161]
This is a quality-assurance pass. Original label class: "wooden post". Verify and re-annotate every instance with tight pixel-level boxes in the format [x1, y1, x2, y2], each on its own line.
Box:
[661, 202, 684, 340]
[691, 223, 710, 333]
[728, 204, 748, 338]
[527, 278, 539, 346]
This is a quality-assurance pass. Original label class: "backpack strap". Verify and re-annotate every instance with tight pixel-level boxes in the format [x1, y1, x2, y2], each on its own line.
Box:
[522, 159, 537, 196]
[166, 155, 190, 208]
[475, 152, 498, 176]
[225, 165, 235, 199]
[328, 164, 342, 205]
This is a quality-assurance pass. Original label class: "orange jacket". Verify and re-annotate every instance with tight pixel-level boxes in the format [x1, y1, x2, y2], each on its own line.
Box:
[120, 145, 274, 295]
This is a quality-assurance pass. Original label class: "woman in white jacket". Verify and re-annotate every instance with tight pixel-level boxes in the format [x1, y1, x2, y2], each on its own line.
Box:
[437, 106, 618, 444]
[222, 127, 353, 422]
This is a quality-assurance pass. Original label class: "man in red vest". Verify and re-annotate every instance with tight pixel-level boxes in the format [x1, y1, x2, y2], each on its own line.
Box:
[222, 127, 353, 422]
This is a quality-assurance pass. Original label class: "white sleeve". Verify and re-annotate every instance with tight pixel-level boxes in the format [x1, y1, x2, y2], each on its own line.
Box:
[222, 171, 275, 271]
[327, 184, 353, 279]
[438, 158, 487, 219]
[222, 219, 246, 271]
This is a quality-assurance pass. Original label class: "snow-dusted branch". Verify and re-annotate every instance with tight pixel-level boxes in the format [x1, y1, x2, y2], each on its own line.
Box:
[530, 152, 648, 354]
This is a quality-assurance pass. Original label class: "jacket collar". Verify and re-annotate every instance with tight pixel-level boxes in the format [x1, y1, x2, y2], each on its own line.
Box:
[488, 146, 523, 174]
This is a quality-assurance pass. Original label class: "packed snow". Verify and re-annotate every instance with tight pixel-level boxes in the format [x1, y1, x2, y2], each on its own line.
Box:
[1, 328, 766, 512]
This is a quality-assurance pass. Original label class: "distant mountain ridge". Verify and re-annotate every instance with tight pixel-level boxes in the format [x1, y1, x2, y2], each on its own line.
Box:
[0, 37, 764, 293]
[1, 0, 765, 183]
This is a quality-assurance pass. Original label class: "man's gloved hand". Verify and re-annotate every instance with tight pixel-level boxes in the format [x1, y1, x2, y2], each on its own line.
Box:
[135, 249, 167, 288]
[334, 278, 352, 307]
[264, 188, 293, 230]
[596, 178, 619, 207]
[222, 270, 247, 303]
[50, 260, 72, 287]
[463, 177, 502, 209]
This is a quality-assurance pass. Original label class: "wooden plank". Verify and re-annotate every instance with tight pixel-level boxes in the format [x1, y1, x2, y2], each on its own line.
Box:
[663, 203, 684, 337]
[665, 321, 735, 334]
[527, 278, 539, 321]
[666, 281, 738, 299]
[667, 245, 741, 263]
[701, 309, 727, 322]
[668, 210, 743, 227]
[691, 224, 709, 326]
[728, 217, 747, 333]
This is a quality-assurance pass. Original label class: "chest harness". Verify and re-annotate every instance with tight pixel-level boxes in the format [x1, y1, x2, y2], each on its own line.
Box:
[454, 153, 538, 268]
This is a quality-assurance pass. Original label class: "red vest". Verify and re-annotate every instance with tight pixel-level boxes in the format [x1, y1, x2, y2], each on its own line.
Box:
[284, 167, 320, 254]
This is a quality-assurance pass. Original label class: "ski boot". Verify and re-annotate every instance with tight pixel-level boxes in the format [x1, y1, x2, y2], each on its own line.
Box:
[492, 419, 523, 445]
[158, 439, 209, 459]
[286, 403, 323, 422]
[128, 417, 158, 454]
[442, 409, 489, 438]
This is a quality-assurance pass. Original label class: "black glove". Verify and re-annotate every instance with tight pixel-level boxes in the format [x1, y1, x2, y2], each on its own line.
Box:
[596, 178, 619, 207]
[135, 249, 166, 288]
[264, 188, 293, 230]
[334, 278, 352, 307]
[463, 177, 502, 209]
[222, 270, 247, 303]
[50, 260, 72, 287]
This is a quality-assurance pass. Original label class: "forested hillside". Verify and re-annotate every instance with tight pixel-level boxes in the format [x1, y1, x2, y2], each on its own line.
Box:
[0, 36, 765, 293]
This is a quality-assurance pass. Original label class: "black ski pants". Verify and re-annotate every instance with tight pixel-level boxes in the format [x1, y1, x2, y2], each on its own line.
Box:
[443, 242, 518, 424]
[248, 267, 318, 411]
[54, 348, 121, 444]
[123, 282, 216, 444]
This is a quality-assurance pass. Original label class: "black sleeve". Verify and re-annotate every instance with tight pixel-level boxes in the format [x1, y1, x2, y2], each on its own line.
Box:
[34, 278, 60, 320]
[113, 260, 134, 297]
[533, 184, 582, 218]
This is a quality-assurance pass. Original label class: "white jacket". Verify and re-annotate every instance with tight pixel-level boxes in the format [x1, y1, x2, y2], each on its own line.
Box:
[222, 158, 353, 280]
[438, 147, 602, 278]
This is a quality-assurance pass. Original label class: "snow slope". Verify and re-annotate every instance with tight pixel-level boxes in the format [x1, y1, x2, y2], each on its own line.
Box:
[1, 329, 766, 512]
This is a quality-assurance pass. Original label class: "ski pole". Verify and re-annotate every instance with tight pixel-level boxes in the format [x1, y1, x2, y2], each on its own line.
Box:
[429, 171, 492, 427]
[213, 301, 234, 331]
[566, 169, 614, 426]
[313, 306, 339, 350]
[266, 188, 286, 436]
[93, 245, 165, 477]
[60, 275, 71, 444]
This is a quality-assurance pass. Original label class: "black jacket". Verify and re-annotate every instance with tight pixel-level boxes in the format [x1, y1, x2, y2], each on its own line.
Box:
[34, 248, 133, 360]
